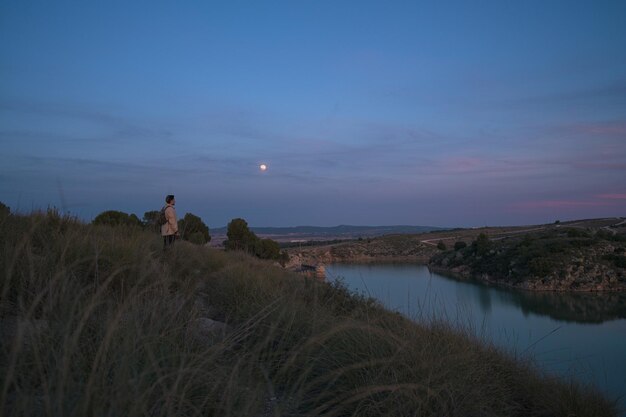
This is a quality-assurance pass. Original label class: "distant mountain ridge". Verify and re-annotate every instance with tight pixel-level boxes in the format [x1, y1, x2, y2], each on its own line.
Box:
[212, 225, 445, 237]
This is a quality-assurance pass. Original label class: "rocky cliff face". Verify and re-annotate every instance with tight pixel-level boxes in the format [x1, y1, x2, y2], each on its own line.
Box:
[429, 232, 626, 292]
[289, 226, 626, 292]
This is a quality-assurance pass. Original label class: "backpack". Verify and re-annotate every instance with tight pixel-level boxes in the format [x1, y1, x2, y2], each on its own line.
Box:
[158, 206, 168, 226]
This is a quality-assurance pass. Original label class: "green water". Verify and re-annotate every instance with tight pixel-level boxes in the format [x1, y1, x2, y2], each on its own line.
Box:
[327, 263, 626, 412]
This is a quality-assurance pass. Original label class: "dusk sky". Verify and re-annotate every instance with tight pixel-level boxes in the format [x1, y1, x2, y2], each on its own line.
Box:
[1, 1, 625, 227]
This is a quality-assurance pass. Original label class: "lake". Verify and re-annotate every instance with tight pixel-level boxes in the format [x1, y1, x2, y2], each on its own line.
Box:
[326, 263, 626, 412]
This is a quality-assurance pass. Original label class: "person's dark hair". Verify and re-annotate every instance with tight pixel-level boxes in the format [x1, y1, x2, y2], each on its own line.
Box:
[165, 195, 175, 203]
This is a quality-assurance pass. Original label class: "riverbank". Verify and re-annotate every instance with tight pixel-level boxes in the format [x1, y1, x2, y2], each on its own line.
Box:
[326, 263, 626, 411]
[289, 220, 626, 292]
[0, 210, 618, 416]
[428, 264, 626, 292]
[429, 227, 626, 292]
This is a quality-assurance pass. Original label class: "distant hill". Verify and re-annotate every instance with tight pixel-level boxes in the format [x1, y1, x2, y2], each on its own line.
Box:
[211, 225, 445, 239]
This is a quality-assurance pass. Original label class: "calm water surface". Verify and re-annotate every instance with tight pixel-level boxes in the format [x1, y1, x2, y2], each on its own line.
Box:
[327, 263, 626, 411]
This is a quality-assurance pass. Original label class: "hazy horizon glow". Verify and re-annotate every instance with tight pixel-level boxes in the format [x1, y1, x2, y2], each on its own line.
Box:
[1, 1, 625, 227]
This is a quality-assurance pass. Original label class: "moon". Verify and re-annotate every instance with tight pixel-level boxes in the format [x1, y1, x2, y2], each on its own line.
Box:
[259, 164, 268, 171]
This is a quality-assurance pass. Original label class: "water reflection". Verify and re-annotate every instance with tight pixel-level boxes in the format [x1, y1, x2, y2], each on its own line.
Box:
[494, 287, 626, 324]
[438, 272, 626, 324]
[326, 263, 626, 412]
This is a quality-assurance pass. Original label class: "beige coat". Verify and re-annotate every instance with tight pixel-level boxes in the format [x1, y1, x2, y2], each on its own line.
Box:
[160, 204, 178, 236]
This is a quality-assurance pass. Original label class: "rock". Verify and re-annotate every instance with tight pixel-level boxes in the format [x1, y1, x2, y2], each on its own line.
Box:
[193, 296, 221, 319]
[186, 317, 232, 346]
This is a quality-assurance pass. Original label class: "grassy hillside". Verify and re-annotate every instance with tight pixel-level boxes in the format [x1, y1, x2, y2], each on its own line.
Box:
[0, 210, 618, 416]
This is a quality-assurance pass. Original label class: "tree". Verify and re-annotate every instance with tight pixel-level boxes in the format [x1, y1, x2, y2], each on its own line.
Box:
[178, 213, 211, 245]
[129, 213, 141, 226]
[224, 217, 287, 263]
[472, 233, 491, 256]
[143, 210, 160, 229]
[436, 241, 447, 250]
[255, 238, 281, 260]
[454, 241, 467, 251]
[93, 210, 142, 227]
[224, 218, 257, 252]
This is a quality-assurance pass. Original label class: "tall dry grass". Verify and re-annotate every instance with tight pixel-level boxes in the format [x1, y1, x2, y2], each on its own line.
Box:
[0, 209, 618, 416]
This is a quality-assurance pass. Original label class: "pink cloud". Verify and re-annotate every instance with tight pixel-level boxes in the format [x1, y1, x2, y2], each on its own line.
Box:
[597, 193, 626, 199]
[511, 200, 612, 210]
[571, 121, 626, 136]
[572, 162, 626, 170]
[443, 157, 484, 172]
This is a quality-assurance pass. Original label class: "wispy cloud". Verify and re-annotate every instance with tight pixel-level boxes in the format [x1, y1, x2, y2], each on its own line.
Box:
[597, 193, 626, 199]
[502, 79, 626, 107]
[510, 200, 613, 210]
[570, 121, 626, 136]
[0, 98, 175, 144]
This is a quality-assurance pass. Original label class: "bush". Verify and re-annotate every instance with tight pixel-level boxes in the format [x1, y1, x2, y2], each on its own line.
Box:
[92, 210, 142, 227]
[567, 228, 590, 238]
[603, 254, 626, 268]
[472, 233, 491, 256]
[0, 201, 10, 219]
[225, 217, 286, 262]
[254, 238, 281, 260]
[142, 210, 160, 231]
[529, 257, 553, 276]
[437, 241, 447, 250]
[187, 231, 207, 245]
[178, 212, 211, 244]
[224, 218, 257, 252]
[454, 241, 467, 251]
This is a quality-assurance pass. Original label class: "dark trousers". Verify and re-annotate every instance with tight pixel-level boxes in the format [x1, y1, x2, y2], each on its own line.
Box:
[163, 234, 176, 249]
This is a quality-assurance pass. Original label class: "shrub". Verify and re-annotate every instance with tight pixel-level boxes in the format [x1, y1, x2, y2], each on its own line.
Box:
[188, 231, 207, 245]
[224, 218, 257, 251]
[454, 241, 467, 251]
[92, 210, 142, 227]
[528, 257, 554, 276]
[142, 210, 160, 231]
[254, 238, 281, 260]
[0, 201, 10, 218]
[178, 212, 211, 244]
[472, 233, 492, 256]
[225, 217, 286, 261]
[603, 254, 626, 268]
[567, 228, 590, 238]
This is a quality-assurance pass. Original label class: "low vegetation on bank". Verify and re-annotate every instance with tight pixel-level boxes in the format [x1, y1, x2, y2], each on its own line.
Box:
[430, 228, 626, 291]
[0, 208, 618, 416]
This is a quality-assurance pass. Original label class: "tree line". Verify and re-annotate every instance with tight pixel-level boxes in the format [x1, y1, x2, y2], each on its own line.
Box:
[223, 218, 288, 264]
[1, 201, 287, 265]
[92, 210, 211, 245]
[91, 210, 287, 264]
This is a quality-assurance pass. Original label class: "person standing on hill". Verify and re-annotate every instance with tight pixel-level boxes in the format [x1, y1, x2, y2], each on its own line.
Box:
[162, 194, 179, 249]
